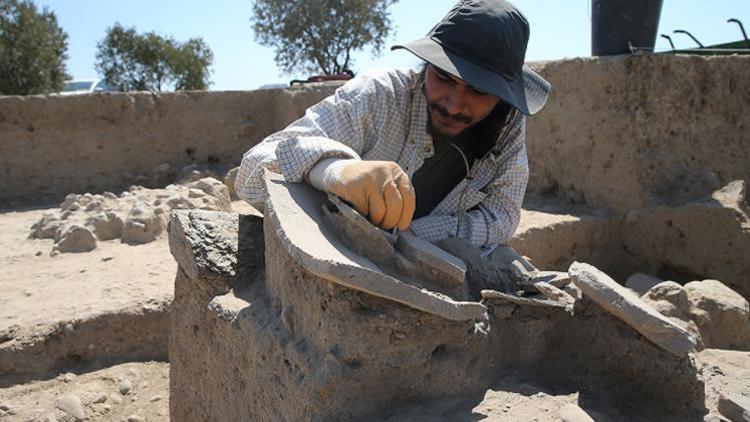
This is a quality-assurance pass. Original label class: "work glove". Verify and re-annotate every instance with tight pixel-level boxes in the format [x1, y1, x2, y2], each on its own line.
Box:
[308, 158, 415, 231]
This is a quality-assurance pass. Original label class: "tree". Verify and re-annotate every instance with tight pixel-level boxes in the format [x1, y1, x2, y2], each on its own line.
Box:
[0, 0, 69, 95]
[95, 23, 213, 92]
[251, 0, 397, 75]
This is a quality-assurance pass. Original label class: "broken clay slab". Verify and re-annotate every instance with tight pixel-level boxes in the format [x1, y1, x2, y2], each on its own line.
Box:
[481, 289, 571, 310]
[322, 194, 466, 289]
[262, 171, 486, 321]
[569, 262, 697, 357]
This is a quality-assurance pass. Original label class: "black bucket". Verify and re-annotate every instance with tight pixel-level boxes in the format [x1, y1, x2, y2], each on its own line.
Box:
[591, 0, 664, 56]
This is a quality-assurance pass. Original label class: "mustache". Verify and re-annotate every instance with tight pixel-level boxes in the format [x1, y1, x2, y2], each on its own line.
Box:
[431, 103, 471, 124]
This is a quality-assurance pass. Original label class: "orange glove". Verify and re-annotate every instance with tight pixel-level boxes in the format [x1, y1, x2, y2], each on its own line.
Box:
[322, 160, 415, 231]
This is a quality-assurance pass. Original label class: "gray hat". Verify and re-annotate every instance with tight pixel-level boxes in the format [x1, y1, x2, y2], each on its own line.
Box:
[392, 0, 550, 115]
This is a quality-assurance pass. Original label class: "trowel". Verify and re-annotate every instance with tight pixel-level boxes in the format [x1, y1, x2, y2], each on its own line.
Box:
[321, 194, 466, 289]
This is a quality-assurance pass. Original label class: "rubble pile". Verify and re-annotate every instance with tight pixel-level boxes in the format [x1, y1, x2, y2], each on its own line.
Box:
[29, 178, 231, 253]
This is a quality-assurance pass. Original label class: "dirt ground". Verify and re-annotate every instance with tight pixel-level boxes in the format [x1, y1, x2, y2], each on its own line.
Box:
[1, 202, 748, 421]
[1, 350, 747, 421]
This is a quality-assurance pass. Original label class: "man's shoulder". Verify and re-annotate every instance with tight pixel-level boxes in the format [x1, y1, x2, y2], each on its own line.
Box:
[337, 67, 420, 100]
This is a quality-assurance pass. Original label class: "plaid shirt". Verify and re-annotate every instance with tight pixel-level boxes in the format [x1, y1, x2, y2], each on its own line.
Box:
[237, 68, 528, 249]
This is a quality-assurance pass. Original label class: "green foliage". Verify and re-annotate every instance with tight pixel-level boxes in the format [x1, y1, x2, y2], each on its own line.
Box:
[251, 0, 397, 75]
[0, 0, 69, 95]
[95, 23, 213, 92]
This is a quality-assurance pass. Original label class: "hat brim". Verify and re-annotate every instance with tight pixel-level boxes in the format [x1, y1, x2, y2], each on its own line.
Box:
[392, 37, 550, 115]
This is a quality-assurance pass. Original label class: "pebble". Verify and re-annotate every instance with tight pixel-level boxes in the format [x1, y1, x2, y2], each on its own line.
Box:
[62, 372, 76, 383]
[111, 394, 123, 404]
[22, 289, 32, 297]
[101, 256, 114, 262]
[157, 408, 167, 416]
[63, 323, 74, 334]
[35, 250, 42, 256]
[56, 393, 85, 421]
[150, 395, 162, 402]
[118, 378, 133, 395]
[126, 415, 145, 422]
[92, 392, 107, 403]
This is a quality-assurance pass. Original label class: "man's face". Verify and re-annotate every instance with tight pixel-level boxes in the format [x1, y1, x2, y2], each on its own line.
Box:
[424, 64, 501, 138]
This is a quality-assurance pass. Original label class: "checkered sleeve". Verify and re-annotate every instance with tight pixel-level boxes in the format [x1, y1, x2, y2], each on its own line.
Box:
[410, 115, 528, 248]
[236, 77, 379, 209]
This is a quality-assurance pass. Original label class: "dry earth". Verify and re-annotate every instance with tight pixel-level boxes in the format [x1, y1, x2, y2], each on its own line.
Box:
[1, 201, 748, 421]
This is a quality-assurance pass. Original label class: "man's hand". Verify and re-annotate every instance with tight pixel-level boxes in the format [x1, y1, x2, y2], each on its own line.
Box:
[327, 160, 415, 231]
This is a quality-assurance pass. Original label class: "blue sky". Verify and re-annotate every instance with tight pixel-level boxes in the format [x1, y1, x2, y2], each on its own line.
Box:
[35, 0, 750, 90]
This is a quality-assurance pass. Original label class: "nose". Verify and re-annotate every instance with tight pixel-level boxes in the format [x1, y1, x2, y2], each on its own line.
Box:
[442, 85, 470, 115]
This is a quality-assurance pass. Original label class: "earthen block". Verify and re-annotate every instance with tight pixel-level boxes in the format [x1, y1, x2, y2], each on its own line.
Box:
[569, 261, 697, 357]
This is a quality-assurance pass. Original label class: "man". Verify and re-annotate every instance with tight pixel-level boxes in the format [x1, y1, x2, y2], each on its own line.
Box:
[237, 0, 550, 258]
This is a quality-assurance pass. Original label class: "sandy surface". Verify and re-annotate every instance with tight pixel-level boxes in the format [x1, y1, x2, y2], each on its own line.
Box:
[0, 362, 169, 421]
[0, 207, 174, 341]
[0, 200, 258, 341]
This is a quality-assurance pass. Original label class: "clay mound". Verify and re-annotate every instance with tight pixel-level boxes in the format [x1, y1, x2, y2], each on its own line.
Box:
[29, 178, 231, 253]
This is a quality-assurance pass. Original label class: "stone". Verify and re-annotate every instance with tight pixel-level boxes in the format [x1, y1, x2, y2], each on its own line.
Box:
[118, 378, 132, 395]
[569, 262, 697, 356]
[53, 224, 97, 253]
[87, 211, 124, 241]
[224, 166, 240, 200]
[56, 393, 84, 421]
[533, 281, 575, 311]
[188, 178, 232, 211]
[150, 395, 162, 402]
[533, 270, 571, 288]
[122, 201, 161, 244]
[559, 403, 595, 422]
[92, 392, 107, 403]
[685, 279, 750, 350]
[263, 171, 486, 321]
[626, 272, 664, 296]
[718, 393, 750, 422]
[28, 212, 62, 239]
[126, 415, 145, 422]
[642, 281, 704, 350]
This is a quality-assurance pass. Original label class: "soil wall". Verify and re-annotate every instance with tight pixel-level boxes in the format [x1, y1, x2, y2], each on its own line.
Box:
[2, 54, 748, 211]
[0, 84, 339, 205]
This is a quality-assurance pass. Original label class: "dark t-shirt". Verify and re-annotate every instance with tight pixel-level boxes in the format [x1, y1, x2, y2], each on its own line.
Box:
[411, 101, 512, 219]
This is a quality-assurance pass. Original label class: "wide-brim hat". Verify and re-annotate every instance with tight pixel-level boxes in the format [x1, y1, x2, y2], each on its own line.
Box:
[392, 0, 550, 116]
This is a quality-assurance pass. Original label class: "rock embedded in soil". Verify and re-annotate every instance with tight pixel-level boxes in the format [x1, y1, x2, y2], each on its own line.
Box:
[642, 281, 704, 349]
[53, 224, 97, 253]
[119, 378, 133, 395]
[569, 261, 697, 356]
[28, 177, 232, 253]
[559, 403, 595, 422]
[685, 279, 750, 350]
[56, 393, 84, 421]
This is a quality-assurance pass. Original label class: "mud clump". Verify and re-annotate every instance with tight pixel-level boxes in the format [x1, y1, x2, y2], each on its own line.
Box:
[30, 178, 231, 253]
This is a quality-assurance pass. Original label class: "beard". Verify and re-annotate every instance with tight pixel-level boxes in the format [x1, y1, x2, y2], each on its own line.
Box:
[427, 101, 472, 140]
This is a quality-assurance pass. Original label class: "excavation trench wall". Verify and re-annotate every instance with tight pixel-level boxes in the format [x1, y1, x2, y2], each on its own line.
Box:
[1, 54, 748, 211]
